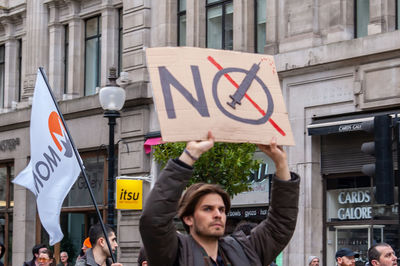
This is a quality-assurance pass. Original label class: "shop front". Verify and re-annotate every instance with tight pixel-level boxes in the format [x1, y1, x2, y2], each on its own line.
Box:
[310, 115, 400, 266]
[326, 182, 399, 264]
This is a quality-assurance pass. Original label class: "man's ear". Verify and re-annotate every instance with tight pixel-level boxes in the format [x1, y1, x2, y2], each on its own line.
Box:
[183, 216, 194, 227]
[97, 237, 105, 247]
[371, 260, 379, 266]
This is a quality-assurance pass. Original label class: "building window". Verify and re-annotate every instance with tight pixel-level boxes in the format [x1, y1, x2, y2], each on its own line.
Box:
[255, 0, 266, 53]
[178, 0, 187, 46]
[206, 0, 233, 50]
[84, 16, 101, 96]
[64, 25, 69, 94]
[18, 39, 22, 102]
[0, 46, 4, 108]
[0, 162, 14, 265]
[355, 0, 369, 38]
[118, 8, 123, 74]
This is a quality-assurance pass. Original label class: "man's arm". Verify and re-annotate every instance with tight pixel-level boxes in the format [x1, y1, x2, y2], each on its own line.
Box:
[248, 137, 300, 264]
[139, 132, 214, 266]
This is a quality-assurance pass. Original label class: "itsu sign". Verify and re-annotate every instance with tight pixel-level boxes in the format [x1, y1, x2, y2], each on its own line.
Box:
[337, 190, 372, 220]
[146, 47, 294, 145]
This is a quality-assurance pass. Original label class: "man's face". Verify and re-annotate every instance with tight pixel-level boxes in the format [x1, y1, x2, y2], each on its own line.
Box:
[100, 232, 118, 257]
[310, 258, 319, 266]
[60, 252, 68, 263]
[184, 193, 226, 240]
[337, 256, 356, 266]
[372, 246, 398, 266]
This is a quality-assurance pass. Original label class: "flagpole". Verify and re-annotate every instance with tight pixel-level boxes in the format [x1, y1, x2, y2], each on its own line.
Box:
[38, 67, 116, 263]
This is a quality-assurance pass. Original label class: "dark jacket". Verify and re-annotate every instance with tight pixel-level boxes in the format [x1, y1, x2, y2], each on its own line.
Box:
[139, 159, 300, 266]
[23, 259, 35, 266]
[74, 249, 111, 266]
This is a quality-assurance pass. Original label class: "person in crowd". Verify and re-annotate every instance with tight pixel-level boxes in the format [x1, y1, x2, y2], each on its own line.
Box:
[56, 251, 71, 266]
[233, 221, 257, 236]
[336, 248, 359, 266]
[38, 249, 55, 266]
[23, 244, 48, 266]
[0, 242, 5, 266]
[137, 247, 148, 266]
[368, 242, 398, 266]
[75, 223, 122, 266]
[77, 237, 92, 260]
[140, 132, 300, 266]
[308, 255, 320, 266]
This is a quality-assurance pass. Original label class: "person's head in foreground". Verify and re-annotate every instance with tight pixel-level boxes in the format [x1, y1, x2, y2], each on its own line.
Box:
[178, 182, 231, 239]
[368, 243, 398, 266]
[336, 248, 359, 266]
[89, 223, 118, 257]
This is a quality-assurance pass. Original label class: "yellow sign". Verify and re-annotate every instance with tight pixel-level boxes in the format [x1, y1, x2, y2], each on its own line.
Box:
[116, 179, 143, 210]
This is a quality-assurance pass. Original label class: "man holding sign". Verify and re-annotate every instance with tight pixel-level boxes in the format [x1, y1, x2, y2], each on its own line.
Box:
[139, 132, 299, 266]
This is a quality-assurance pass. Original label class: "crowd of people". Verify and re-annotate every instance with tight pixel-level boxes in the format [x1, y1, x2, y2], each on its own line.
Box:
[16, 133, 398, 266]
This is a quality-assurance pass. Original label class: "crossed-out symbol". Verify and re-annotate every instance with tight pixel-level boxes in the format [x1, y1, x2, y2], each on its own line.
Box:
[207, 56, 286, 136]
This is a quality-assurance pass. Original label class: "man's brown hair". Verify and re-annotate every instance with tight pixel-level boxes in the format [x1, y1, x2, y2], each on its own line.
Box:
[177, 183, 231, 233]
[368, 242, 391, 264]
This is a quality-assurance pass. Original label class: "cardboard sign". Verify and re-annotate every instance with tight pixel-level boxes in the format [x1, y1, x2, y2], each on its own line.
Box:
[116, 179, 143, 210]
[146, 47, 294, 145]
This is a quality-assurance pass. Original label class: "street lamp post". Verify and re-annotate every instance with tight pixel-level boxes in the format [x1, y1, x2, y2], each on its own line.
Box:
[99, 67, 126, 227]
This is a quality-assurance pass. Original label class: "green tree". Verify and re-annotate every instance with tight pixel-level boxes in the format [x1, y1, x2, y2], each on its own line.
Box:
[153, 142, 261, 196]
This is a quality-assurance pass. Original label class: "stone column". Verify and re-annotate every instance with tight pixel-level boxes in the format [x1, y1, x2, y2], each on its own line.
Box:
[22, 0, 49, 100]
[100, 4, 119, 87]
[12, 158, 37, 266]
[67, 17, 84, 98]
[48, 2, 64, 100]
[1, 18, 19, 109]
[186, 0, 205, 47]
[368, 0, 396, 35]
[324, 0, 355, 43]
[123, 0, 150, 83]
[233, 0, 254, 52]
[265, 0, 279, 54]
[4, 38, 19, 109]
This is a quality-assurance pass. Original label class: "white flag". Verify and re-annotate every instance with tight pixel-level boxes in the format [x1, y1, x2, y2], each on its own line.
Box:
[13, 69, 81, 246]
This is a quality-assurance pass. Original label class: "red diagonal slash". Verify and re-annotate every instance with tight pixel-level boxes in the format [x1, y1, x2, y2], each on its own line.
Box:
[207, 56, 286, 136]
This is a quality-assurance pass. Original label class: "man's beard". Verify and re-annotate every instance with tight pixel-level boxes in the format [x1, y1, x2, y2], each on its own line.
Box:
[194, 223, 225, 240]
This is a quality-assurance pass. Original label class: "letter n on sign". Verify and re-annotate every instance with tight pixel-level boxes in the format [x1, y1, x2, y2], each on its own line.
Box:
[116, 179, 143, 210]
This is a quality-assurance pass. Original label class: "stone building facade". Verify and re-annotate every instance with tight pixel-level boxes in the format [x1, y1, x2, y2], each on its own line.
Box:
[0, 0, 399, 265]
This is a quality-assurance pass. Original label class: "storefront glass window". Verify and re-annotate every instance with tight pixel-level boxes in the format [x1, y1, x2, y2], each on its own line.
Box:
[0, 163, 13, 265]
[63, 155, 105, 207]
[326, 175, 399, 265]
[227, 151, 275, 233]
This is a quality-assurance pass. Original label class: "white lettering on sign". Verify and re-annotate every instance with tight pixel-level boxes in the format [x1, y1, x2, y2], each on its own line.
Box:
[336, 190, 372, 220]
[337, 207, 372, 220]
[338, 190, 370, 204]
[338, 123, 362, 132]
